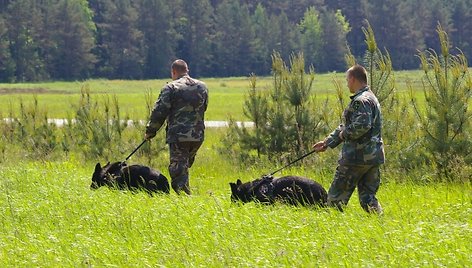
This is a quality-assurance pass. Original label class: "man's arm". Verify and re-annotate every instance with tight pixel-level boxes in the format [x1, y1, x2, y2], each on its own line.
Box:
[313, 124, 344, 152]
[145, 85, 172, 139]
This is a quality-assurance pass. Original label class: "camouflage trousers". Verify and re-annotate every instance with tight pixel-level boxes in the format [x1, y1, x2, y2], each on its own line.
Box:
[327, 164, 383, 214]
[168, 141, 202, 195]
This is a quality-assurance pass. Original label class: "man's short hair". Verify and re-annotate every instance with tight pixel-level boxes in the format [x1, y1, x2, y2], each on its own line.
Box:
[172, 59, 189, 74]
[347, 65, 368, 84]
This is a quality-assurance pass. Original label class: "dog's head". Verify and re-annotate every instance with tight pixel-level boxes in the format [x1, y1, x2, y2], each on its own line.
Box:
[229, 179, 251, 203]
[229, 176, 274, 203]
[91, 162, 124, 189]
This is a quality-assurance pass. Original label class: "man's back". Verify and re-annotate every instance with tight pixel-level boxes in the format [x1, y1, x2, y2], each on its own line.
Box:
[167, 75, 208, 142]
[146, 74, 208, 143]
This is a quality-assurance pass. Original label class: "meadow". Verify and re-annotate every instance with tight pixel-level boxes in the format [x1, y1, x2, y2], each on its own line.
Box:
[0, 71, 471, 267]
[0, 70, 426, 121]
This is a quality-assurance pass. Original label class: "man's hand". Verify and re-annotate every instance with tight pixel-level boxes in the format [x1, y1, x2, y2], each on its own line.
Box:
[312, 141, 328, 152]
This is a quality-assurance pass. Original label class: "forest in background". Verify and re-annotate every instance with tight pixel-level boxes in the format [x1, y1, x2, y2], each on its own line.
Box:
[0, 0, 471, 81]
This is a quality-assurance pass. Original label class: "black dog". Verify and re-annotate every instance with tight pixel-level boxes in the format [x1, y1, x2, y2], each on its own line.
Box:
[91, 162, 170, 194]
[229, 175, 327, 207]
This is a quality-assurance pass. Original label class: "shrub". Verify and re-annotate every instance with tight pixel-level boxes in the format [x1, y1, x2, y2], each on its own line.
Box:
[411, 24, 472, 181]
[223, 52, 330, 165]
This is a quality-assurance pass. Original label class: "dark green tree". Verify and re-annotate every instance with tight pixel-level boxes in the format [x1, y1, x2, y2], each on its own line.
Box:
[249, 3, 272, 75]
[366, 0, 423, 69]
[5, 0, 47, 81]
[298, 7, 323, 71]
[93, 0, 144, 79]
[450, 0, 472, 61]
[137, 0, 176, 78]
[415, 0, 452, 55]
[0, 15, 15, 81]
[270, 11, 300, 63]
[44, 0, 96, 79]
[213, 0, 254, 76]
[324, 0, 369, 61]
[319, 9, 350, 72]
[0, 0, 11, 11]
[173, 0, 214, 77]
[411, 25, 472, 181]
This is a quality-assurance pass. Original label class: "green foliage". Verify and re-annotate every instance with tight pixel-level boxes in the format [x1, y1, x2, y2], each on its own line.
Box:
[13, 96, 58, 159]
[0, 83, 167, 163]
[137, 0, 177, 78]
[95, 0, 145, 79]
[411, 24, 472, 181]
[361, 21, 396, 104]
[0, 15, 15, 82]
[250, 4, 272, 75]
[242, 74, 269, 156]
[365, 0, 423, 69]
[172, 0, 214, 77]
[213, 0, 254, 76]
[224, 52, 328, 164]
[5, 0, 48, 81]
[299, 7, 322, 70]
[44, 0, 96, 79]
[318, 9, 350, 72]
[2, 1, 472, 80]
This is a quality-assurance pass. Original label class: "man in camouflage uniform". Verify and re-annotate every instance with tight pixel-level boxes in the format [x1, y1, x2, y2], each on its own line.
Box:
[313, 65, 384, 213]
[145, 59, 208, 195]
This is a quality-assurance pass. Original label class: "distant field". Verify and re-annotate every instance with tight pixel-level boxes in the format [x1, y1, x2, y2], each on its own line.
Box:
[0, 70, 428, 121]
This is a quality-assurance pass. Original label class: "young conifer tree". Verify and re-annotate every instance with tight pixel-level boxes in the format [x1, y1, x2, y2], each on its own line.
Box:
[224, 52, 326, 164]
[282, 52, 316, 154]
[242, 73, 269, 157]
[411, 24, 472, 181]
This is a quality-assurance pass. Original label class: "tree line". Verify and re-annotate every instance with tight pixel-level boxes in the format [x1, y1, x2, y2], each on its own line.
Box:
[0, 0, 471, 82]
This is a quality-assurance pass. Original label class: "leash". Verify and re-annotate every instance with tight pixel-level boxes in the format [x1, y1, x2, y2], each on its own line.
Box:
[265, 139, 336, 176]
[123, 139, 148, 163]
[266, 149, 318, 176]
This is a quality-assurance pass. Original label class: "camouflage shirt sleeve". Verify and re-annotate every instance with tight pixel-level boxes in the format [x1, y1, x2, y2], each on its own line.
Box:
[325, 124, 344, 148]
[145, 85, 172, 137]
[342, 100, 372, 140]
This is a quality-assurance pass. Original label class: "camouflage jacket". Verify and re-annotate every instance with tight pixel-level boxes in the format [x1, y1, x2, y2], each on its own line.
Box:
[325, 86, 385, 165]
[146, 75, 208, 143]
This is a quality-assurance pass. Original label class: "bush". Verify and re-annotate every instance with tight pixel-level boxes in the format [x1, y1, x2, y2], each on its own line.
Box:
[411, 24, 472, 181]
[222, 52, 330, 166]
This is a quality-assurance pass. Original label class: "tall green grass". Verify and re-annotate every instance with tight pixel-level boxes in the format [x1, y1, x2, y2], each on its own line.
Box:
[0, 158, 470, 266]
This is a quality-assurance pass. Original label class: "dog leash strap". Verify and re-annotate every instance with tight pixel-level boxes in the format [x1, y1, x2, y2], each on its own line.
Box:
[268, 149, 317, 176]
[124, 139, 148, 162]
[267, 139, 336, 176]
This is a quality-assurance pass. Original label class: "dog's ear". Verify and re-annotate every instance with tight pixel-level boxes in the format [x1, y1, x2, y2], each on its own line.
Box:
[94, 163, 102, 172]
[236, 179, 242, 185]
[229, 182, 237, 191]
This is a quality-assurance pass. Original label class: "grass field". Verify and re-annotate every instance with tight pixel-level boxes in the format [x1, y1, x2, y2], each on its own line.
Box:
[0, 71, 471, 266]
[0, 70, 428, 121]
[0, 139, 470, 266]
